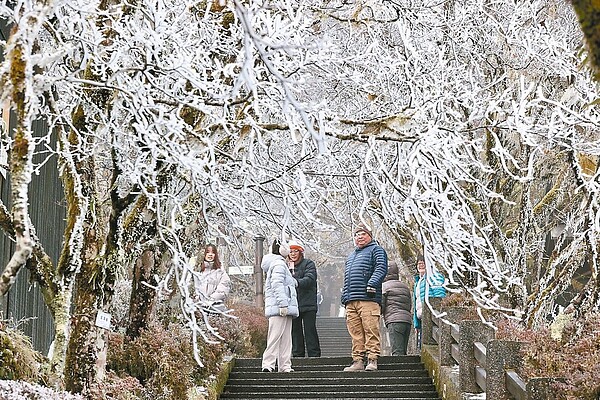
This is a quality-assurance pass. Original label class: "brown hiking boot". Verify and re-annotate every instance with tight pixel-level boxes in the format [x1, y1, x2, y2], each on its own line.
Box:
[365, 359, 378, 371]
[343, 359, 364, 372]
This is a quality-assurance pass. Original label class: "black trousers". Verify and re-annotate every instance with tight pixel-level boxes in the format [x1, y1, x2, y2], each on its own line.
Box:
[292, 310, 321, 357]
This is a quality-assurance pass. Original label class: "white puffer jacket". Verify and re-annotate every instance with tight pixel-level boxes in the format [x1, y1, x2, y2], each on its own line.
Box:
[261, 253, 299, 318]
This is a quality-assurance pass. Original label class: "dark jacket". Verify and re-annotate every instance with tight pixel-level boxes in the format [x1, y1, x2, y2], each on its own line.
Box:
[292, 258, 318, 312]
[341, 240, 388, 305]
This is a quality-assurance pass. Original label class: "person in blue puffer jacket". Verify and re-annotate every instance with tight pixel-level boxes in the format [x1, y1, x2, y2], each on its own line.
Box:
[413, 255, 446, 350]
[341, 223, 388, 372]
[261, 239, 299, 373]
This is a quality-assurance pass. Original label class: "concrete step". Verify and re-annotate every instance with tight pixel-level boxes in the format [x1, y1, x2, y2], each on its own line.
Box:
[220, 392, 440, 399]
[220, 355, 441, 399]
[219, 318, 441, 400]
[315, 317, 351, 357]
[234, 355, 422, 366]
[220, 390, 440, 398]
[225, 376, 434, 385]
[229, 369, 431, 377]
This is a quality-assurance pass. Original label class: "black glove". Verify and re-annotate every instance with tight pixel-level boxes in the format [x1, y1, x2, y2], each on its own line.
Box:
[366, 286, 376, 298]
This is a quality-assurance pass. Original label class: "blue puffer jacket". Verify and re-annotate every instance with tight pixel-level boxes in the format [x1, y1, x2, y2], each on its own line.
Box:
[341, 240, 388, 305]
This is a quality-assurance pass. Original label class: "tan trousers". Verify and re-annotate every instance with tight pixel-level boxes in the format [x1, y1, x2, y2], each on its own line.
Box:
[261, 315, 293, 372]
[345, 300, 381, 361]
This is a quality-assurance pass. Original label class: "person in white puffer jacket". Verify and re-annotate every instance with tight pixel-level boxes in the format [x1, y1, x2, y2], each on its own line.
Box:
[261, 239, 299, 373]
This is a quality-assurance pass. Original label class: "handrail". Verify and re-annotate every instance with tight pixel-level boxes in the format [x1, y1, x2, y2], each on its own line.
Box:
[450, 323, 459, 342]
[473, 341, 486, 368]
[506, 370, 527, 400]
[421, 302, 555, 400]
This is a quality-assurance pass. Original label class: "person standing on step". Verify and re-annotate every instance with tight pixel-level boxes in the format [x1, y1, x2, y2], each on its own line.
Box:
[261, 239, 299, 373]
[288, 239, 322, 358]
[341, 223, 388, 372]
[381, 261, 412, 356]
[413, 254, 446, 350]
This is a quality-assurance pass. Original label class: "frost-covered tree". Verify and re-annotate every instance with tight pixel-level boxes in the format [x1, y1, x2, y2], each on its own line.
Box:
[0, 0, 333, 393]
[307, 0, 600, 326]
[1, 0, 599, 395]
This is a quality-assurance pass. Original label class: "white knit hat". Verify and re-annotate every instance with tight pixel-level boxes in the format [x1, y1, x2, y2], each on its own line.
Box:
[278, 241, 290, 258]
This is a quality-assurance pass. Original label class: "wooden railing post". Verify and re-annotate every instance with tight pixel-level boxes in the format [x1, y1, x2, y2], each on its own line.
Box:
[421, 297, 443, 346]
[459, 320, 495, 393]
[486, 340, 523, 399]
[439, 306, 470, 366]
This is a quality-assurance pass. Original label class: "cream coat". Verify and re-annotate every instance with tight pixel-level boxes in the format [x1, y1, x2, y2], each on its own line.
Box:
[188, 256, 231, 302]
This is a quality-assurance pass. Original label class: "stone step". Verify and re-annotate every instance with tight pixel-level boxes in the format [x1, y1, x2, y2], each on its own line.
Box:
[220, 392, 440, 399]
[219, 318, 441, 400]
[233, 363, 429, 372]
[234, 355, 422, 366]
[223, 383, 438, 392]
[225, 376, 435, 386]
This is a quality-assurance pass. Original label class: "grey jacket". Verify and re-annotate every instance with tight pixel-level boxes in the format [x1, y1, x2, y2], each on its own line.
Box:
[382, 279, 412, 326]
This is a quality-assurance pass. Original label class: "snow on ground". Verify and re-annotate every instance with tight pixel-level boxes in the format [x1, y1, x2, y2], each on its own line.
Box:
[0, 380, 83, 399]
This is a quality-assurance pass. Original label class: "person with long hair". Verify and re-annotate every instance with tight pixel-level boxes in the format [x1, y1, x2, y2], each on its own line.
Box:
[413, 255, 446, 349]
[189, 244, 231, 305]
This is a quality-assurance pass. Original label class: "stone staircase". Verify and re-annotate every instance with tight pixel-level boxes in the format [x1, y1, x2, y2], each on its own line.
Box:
[218, 317, 442, 400]
[315, 316, 352, 357]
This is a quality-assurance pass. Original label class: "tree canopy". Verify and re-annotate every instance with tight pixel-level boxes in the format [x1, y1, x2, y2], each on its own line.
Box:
[0, 0, 599, 393]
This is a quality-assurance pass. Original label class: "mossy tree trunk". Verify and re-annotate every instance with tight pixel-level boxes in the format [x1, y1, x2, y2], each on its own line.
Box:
[62, 112, 107, 392]
[0, 20, 35, 297]
[0, 6, 80, 386]
[126, 248, 160, 340]
[571, 0, 600, 81]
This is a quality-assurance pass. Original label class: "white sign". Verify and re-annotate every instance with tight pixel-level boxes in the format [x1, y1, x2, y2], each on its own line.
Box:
[228, 265, 254, 275]
[95, 310, 112, 330]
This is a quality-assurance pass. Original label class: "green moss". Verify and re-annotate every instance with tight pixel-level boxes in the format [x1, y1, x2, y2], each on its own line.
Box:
[9, 43, 26, 119]
[421, 344, 462, 400]
[222, 12, 234, 30]
[0, 326, 45, 382]
[571, 0, 600, 80]
[205, 358, 234, 400]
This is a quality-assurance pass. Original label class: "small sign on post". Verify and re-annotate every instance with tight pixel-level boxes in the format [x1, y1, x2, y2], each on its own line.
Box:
[95, 310, 112, 330]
